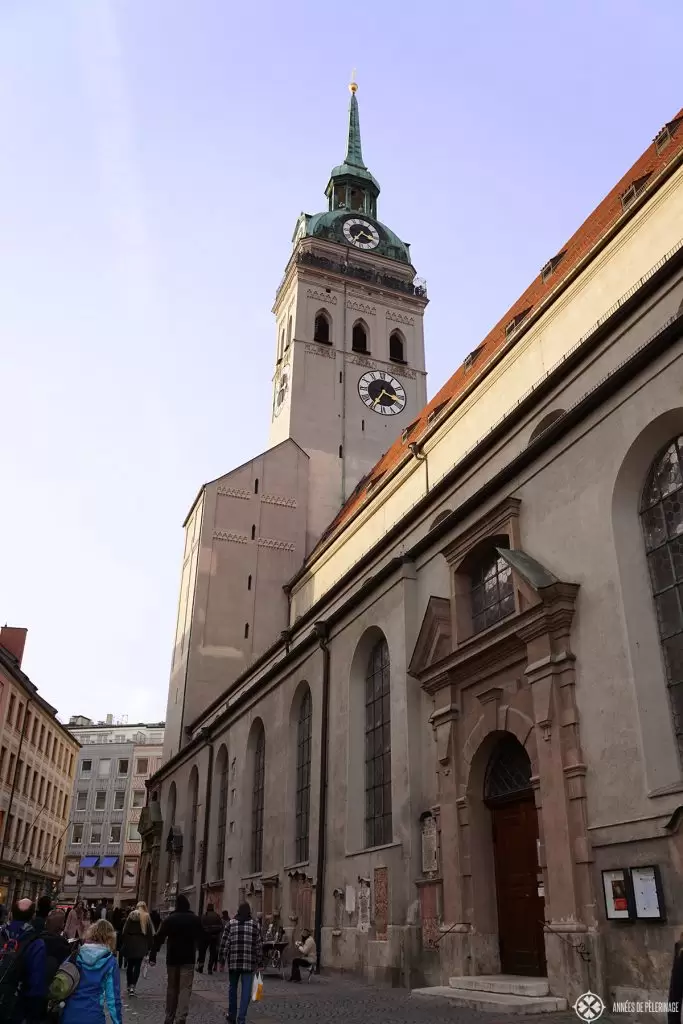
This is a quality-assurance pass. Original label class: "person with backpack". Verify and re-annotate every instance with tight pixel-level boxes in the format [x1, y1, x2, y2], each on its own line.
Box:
[149, 894, 204, 1024]
[0, 898, 47, 1024]
[218, 903, 263, 1024]
[41, 911, 70, 987]
[60, 919, 122, 1024]
[121, 902, 154, 996]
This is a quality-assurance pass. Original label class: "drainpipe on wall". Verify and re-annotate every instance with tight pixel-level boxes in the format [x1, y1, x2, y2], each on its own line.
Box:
[197, 729, 214, 917]
[312, 620, 330, 975]
[408, 441, 429, 494]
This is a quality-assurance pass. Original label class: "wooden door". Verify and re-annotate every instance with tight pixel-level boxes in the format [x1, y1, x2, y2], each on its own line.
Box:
[491, 796, 546, 976]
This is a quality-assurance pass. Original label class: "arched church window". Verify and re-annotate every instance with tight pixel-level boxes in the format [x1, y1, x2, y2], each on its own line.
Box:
[286, 315, 293, 349]
[389, 331, 405, 363]
[314, 311, 331, 345]
[295, 687, 312, 863]
[364, 638, 392, 848]
[251, 726, 265, 873]
[484, 735, 532, 804]
[528, 409, 565, 445]
[641, 435, 683, 760]
[470, 546, 515, 634]
[352, 321, 368, 354]
[186, 767, 198, 885]
[215, 746, 228, 881]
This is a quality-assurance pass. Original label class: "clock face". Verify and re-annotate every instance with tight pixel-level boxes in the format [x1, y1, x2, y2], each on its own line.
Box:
[358, 371, 406, 416]
[273, 372, 289, 417]
[343, 218, 380, 250]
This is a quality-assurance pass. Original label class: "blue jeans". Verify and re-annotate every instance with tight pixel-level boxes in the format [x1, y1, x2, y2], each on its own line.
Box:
[228, 970, 253, 1024]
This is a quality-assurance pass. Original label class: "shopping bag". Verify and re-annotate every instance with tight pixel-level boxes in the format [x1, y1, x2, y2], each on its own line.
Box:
[251, 971, 264, 1002]
[142, 958, 149, 979]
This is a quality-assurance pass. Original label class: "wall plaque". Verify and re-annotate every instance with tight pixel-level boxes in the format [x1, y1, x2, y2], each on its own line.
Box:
[357, 880, 370, 933]
[421, 813, 438, 875]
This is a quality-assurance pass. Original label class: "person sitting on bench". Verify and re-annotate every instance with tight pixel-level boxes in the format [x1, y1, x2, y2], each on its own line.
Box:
[288, 929, 316, 982]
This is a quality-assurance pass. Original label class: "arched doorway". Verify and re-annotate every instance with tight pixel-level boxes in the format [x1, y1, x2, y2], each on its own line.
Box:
[484, 734, 546, 976]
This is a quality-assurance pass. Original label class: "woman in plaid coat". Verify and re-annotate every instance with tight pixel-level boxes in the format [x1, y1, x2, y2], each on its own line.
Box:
[218, 903, 263, 1024]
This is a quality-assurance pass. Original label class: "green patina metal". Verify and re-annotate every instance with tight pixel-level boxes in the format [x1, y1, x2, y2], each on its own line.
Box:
[295, 85, 412, 266]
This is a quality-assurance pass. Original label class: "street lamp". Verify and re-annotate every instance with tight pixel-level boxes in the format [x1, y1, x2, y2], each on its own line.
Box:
[22, 858, 32, 899]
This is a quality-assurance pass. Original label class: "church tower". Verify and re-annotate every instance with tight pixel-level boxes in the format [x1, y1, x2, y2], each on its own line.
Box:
[269, 80, 428, 551]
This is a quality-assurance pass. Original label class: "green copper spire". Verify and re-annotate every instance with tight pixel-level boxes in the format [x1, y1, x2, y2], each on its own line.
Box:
[345, 81, 365, 169]
[326, 78, 380, 214]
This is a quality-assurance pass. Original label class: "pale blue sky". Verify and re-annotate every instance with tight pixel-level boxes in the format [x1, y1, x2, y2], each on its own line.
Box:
[1, 0, 681, 724]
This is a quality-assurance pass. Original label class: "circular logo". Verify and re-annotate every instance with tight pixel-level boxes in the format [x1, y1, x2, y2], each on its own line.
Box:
[573, 992, 605, 1021]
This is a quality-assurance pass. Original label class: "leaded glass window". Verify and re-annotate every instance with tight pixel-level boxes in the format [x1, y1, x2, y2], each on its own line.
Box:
[251, 728, 265, 873]
[365, 639, 392, 848]
[471, 549, 515, 634]
[215, 749, 228, 880]
[641, 436, 683, 760]
[187, 771, 198, 885]
[295, 689, 312, 863]
[484, 735, 532, 803]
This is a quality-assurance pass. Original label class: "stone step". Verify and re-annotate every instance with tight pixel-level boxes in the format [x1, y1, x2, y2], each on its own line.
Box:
[412, 986, 567, 1014]
[449, 974, 551, 997]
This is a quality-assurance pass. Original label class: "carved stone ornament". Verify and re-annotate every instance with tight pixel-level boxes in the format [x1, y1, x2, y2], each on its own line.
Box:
[306, 287, 337, 305]
[261, 494, 297, 508]
[386, 310, 415, 326]
[257, 537, 296, 552]
[217, 486, 251, 500]
[213, 530, 249, 544]
[305, 343, 336, 359]
[429, 703, 458, 765]
[347, 300, 376, 315]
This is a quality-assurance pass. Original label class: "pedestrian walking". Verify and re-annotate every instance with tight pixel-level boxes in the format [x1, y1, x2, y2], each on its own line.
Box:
[121, 902, 155, 996]
[0, 898, 46, 1024]
[149, 894, 204, 1024]
[150, 909, 162, 932]
[41, 910, 71, 986]
[288, 927, 316, 982]
[218, 902, 263, 1024]
[196, 903, 222, 975]
[64, 903, 86, 943]
[217, 911, 231, 973]
[33, 895, 53, 936]
[60, 919, 122, 1024]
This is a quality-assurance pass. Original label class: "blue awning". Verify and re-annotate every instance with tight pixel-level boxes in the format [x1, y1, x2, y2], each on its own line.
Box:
[79, 856, 99, 868]
[99, 856, 118, 868]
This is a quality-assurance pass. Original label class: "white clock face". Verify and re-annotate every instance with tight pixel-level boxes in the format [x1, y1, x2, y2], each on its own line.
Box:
[343, 218, 380, 250]
[358, 370, 406, 416]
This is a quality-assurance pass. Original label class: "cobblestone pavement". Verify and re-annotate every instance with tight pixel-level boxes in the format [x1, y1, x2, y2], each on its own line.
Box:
[119, 959, 581, 1024]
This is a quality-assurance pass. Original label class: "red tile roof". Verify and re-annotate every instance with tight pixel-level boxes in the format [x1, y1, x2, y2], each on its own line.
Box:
[308, 108, 683, 562]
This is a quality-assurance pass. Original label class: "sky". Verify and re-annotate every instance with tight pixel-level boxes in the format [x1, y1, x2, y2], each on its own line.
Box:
[1, 0, 681, 725]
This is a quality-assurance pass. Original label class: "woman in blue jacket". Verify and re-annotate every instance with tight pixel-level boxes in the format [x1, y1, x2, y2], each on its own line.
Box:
[61, 919, 122, 1024]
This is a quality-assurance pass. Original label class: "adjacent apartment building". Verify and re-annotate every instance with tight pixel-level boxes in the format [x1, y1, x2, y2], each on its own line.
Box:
[0, 627, 79, 907]
[61, 716, 163, 908]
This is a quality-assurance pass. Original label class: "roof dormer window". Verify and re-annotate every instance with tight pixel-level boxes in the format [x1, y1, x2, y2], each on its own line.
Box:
[620, 173, 652, 212]
[655, 118, 682, 155]
[505, 308, 532, 339]
[541, 250, 567, 284]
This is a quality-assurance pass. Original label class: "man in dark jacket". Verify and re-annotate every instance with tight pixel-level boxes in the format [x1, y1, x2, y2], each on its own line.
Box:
[32, 896, 52, 936]
[0, 899, 47, 1024]
[196, 903, 222, 975]
[150, 894, 205, 1024]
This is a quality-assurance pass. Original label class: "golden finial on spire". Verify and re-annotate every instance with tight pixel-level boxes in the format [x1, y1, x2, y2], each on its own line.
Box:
[349, 68, 358, 94]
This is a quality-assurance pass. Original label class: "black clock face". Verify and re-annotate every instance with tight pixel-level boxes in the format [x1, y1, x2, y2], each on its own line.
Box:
[343, 218, 380, 250]
[358, 371, 406, 415]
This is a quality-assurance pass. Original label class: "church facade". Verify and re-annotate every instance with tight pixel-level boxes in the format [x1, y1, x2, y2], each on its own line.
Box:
[146, 92, 683, 1008]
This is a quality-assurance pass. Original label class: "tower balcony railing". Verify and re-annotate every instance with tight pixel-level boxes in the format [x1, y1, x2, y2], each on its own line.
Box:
[276, 250, 427, 301]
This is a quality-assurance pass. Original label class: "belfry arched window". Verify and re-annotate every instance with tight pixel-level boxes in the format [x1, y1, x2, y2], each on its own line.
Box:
[286, 315, 293, 349]
[640, 435, 683, 759]
[314, 311, 331, 344]
[364, 638, 392, 848]
[389, 331, 405, 363]
[352, 321, 368, 354]
[251, 726, 265, 873]
[295, 687, 312, 863]
[470, 546, 515, 634]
